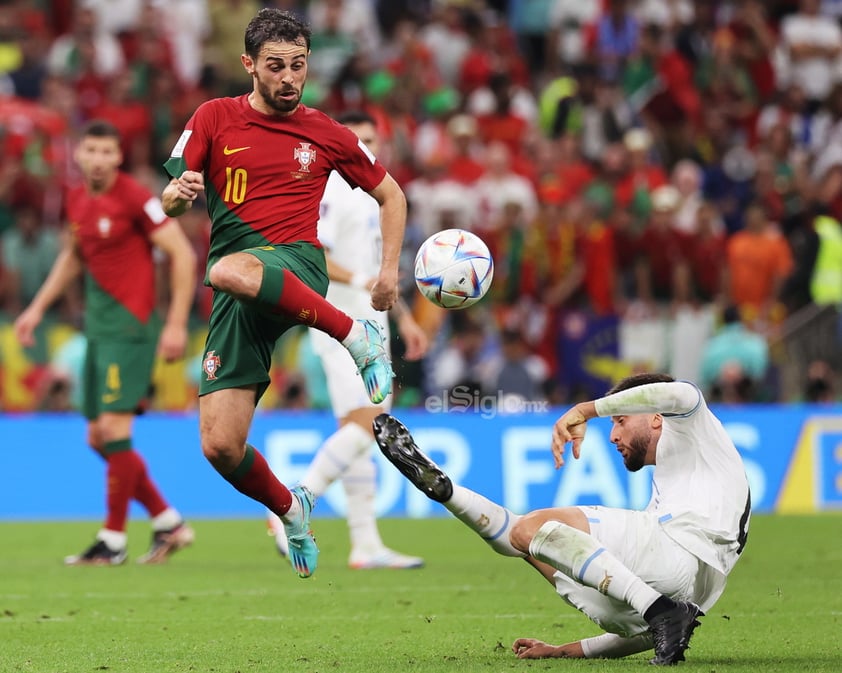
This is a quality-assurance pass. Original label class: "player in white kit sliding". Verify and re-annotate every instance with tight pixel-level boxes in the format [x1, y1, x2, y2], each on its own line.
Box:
[375, 373, 751, 664]
[270, 110, 429, 569]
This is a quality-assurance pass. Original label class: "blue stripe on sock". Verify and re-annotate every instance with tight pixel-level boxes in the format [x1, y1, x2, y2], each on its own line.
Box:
[483, 509, 510, 541]
[586, 517, 600, 523]
[577, 547, 606, 582]
[658, 514, 673, 523]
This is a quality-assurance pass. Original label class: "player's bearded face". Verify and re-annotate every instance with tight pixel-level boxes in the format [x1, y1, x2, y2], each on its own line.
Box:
[252, 42, 308, 114]
[610, 416, 651, 472]
[621, 434, 648, 472]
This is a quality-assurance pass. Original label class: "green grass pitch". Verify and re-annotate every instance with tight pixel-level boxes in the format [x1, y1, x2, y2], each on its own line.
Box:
[1, 514, 840, 672]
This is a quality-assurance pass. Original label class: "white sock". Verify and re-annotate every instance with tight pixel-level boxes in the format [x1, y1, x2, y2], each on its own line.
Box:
[529, 521, 661, 616]
[580, 633, 653, 659]
[341, 321, 364, 348]
[301, 422, 373, 496]
[445, 485, 525, 557]
[151, 507, 182, 532]
[97, 528, 127, 551]
[342, 454, 384, 553]
[280, 491, 301, 524]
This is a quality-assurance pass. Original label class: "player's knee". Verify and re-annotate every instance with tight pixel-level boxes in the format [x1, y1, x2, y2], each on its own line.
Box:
[510, 514, 539, 554]
[200, 434, 243, 473]
[207, 257, 235, 292]
[200, 437, 226, 464]
[208, 253, 261, 296]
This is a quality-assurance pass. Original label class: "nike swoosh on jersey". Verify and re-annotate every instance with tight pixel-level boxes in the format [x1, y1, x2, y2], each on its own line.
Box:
[223, 145, 251, 155]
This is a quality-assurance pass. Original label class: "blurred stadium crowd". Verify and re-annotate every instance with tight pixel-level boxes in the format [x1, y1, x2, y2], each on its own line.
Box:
[0, 0, 841, 413]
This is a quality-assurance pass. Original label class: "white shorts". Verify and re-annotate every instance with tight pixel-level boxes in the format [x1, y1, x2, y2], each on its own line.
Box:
[552, 506, 719, 638]
[310, 328, 393, 419]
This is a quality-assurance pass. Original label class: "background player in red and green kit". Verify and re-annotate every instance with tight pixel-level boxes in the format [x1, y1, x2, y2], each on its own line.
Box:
[15, 120, 198, 565]
[160, 8, 407, 579]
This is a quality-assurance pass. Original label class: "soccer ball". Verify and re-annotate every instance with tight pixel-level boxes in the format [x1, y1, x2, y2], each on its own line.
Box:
[414, 228, 494, 309]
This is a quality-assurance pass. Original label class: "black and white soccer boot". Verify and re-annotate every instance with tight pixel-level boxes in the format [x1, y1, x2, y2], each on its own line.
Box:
[373, 413, 453, 503]
[64, 539, 127, 566]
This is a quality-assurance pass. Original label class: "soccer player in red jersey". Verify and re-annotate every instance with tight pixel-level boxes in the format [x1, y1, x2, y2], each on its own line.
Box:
[15, 120, 198, 565]
[160, 8, 407, 579]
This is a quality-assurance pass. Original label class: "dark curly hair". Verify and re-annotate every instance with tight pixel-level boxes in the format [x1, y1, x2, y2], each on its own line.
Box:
[244, 8, 311, 58]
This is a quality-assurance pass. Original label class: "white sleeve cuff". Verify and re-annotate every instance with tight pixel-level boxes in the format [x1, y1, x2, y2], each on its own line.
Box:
[580, 632, 652, 659]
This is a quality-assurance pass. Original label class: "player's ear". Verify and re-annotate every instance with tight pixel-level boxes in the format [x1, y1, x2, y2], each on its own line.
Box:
[651, 414, 663, 430]
[241, 53, 255, 76]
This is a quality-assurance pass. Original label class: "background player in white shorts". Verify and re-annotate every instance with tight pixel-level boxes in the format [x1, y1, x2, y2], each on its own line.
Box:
[374, 373, 751, 665]
[270, 110, 429, 569]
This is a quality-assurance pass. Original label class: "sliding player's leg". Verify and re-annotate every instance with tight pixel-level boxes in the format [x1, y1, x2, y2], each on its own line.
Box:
[513, 508, 703, 665]
[374, 413, 524, 558]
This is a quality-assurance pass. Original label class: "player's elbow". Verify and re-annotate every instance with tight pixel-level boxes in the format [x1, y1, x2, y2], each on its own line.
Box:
[372, 173, 406, 209]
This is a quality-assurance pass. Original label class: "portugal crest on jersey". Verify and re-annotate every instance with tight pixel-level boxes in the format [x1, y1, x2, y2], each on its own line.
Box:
[203, 350, 222, 380]
[97, 217, 111, 237]
[294, 142, 316, 172]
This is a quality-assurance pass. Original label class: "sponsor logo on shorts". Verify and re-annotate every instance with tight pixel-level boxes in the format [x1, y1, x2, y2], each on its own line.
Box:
[203, 350, 222, 380]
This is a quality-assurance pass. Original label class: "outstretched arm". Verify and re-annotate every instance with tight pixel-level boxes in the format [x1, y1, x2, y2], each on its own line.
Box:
[512, 638, 585, 659]
[551, 400, 597, 468]
[513, 632, 652, 660]
[580, 632, 653, 658]
[594, 381, 700, 417]
[551, 381, 701, 467]
[368, 173, 406, 312]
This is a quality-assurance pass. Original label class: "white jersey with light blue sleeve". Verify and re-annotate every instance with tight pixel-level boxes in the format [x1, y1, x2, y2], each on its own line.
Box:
[594, 381, 751, 577]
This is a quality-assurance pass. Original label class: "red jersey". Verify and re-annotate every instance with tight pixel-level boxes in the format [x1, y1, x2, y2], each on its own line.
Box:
[164, 97, 387, 271]
[65, 172, 170, 339]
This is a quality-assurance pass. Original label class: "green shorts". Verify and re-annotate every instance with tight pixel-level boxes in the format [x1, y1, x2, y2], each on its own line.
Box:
[198, 242, 328, 401]
[82, 338, 157, 420]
